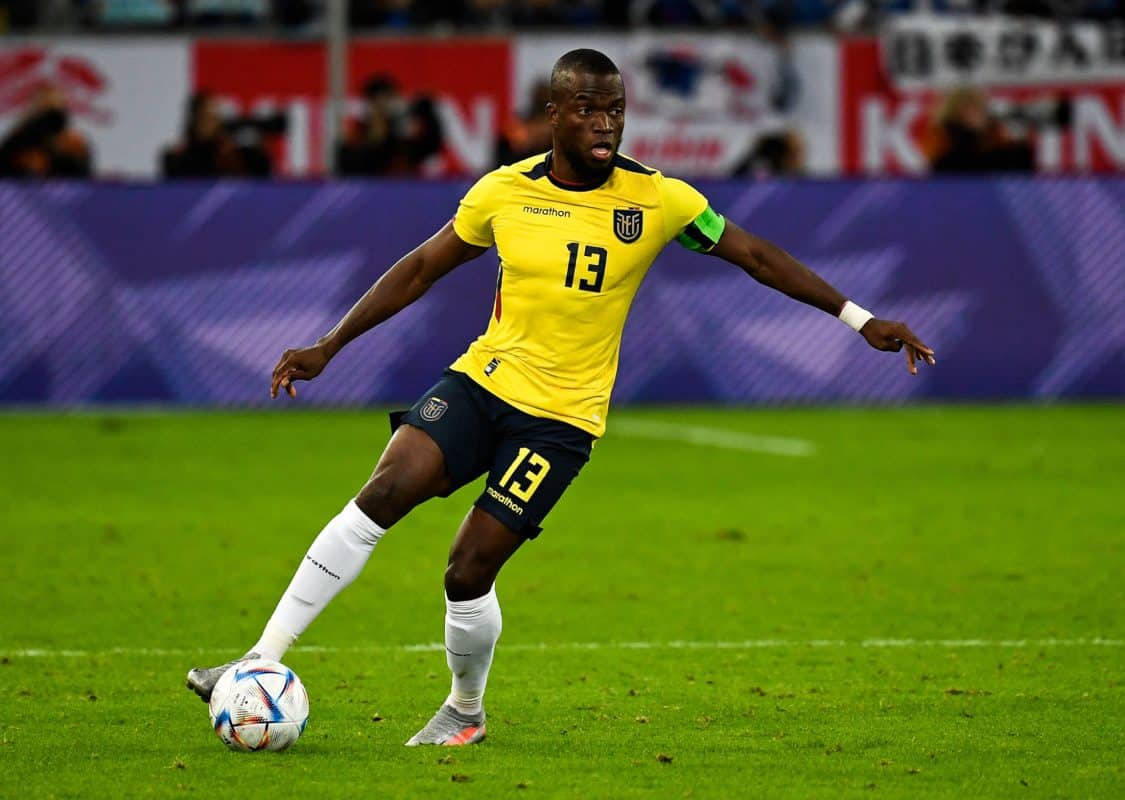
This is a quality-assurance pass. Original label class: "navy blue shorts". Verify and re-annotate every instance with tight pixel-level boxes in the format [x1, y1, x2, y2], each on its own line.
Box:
[390, 370, 593, 539]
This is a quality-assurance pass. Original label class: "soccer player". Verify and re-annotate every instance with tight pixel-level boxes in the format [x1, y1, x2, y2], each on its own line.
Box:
[186, 49, 935, 746]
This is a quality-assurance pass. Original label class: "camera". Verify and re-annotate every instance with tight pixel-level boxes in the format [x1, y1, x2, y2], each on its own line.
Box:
[222, 111, 289, 139]
[222, 110, 288, 176]
[988, 96, 1072, 133]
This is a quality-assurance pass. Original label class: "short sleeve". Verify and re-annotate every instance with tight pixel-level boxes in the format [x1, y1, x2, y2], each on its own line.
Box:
[452, 170, 505, 248]
[660, 177, 708, 241]
[660, 177, 726, 253]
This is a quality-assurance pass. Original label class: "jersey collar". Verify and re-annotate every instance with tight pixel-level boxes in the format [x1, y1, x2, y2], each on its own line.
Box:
[523, 151, 615, 192]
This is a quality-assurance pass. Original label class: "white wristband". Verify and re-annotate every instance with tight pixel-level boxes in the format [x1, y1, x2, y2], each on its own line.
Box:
[838, 300, 874, 332]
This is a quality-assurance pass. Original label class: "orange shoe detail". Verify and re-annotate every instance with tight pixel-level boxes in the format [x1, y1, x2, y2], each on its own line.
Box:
[443, 725, 485, 746]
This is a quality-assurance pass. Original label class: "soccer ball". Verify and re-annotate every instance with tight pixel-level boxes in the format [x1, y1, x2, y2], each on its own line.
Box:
[208, 658, 309, 751]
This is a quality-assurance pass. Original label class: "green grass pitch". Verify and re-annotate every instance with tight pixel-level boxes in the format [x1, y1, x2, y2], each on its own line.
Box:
[1, 405, 1123, 798]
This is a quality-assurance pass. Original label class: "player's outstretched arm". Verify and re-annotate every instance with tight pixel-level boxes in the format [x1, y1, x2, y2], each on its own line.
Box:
[709, 220, 936, 375]
[270, 222, 487, 398]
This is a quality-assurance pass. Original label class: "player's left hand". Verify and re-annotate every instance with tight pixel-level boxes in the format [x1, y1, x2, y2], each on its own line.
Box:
[270, 344, 331, 399]
[859, 319, 936, 376]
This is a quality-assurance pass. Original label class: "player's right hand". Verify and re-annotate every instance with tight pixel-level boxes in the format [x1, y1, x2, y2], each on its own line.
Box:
[859, 319, 936, 376]
[270, 344, 331, 399]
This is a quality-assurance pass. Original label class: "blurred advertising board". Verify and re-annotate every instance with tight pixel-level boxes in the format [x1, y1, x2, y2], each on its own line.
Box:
[5, 29, 1123, 179]
[194, 34, 837, 178]
[843, 15, 1125, 173]
[4, 179, 1124, 405]
[192, 39, 511, 176]
[514, 34, 839, 176]
[883, 14, 1125, 90]
[2, 34, 834, 178]
[0, 39, 189, 178]
[0, 37, 509, 178]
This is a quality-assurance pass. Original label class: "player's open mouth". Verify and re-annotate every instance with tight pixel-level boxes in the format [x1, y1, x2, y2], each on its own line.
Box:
[591, 143, 614, 160]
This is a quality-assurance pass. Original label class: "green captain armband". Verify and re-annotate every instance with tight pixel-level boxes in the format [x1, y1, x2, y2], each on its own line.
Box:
[675, 205, 726, 253]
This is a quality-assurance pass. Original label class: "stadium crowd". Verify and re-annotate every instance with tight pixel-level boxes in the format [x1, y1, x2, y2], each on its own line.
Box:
[4, 0, 1123, 31]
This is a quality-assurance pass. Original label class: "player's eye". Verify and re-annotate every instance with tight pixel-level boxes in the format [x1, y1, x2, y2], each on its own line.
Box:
[577, 107, 590, 115]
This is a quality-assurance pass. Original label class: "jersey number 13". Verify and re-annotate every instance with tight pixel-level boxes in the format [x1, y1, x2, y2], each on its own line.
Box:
[565, 243, 608, 293]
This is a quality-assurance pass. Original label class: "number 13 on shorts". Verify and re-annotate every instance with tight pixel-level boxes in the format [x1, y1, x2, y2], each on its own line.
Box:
[498, 447, 551, 502]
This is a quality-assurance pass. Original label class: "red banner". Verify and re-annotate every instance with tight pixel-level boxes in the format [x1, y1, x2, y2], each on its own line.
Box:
[193, 39, 511, 176]
[841, 38, 1125, 174]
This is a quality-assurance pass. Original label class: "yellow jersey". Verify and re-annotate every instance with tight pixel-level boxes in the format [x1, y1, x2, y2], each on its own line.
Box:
[449, 151, 725, 438]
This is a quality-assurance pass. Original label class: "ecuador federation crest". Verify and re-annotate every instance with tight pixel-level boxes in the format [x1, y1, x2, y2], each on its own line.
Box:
[613, 207, 643, 244]
[420, 396, 448, 422]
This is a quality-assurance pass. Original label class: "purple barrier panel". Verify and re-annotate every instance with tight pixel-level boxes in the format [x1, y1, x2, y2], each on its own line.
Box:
[1, 179, 1123, 407]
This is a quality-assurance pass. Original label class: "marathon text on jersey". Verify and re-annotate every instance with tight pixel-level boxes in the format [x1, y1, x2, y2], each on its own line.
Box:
[523, 205, 572, 218]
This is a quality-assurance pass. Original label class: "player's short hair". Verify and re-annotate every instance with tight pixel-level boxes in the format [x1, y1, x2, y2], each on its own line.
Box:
[550, 49, 621, 98]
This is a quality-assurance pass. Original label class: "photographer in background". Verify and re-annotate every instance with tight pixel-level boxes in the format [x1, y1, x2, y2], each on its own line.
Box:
[337, 74, 446, 176]
[493, 79, 552, 168]
[0, 85, 92, 178]
[162, 91, 244, 177]
[401, 94, 445, 173]
[927, 87, 1037, 174]
[162, 91, 280, 178]
[337, 75, 404, 176]
[733, 128, 807, 178]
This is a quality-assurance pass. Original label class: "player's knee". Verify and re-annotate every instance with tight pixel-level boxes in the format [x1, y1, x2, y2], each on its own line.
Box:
[354, 476, 407, 529]
[444, 557, 494, 602]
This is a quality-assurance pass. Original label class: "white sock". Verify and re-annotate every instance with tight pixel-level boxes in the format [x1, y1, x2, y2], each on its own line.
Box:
[444, 586, 502, 716]
[252, 500, 385, 661]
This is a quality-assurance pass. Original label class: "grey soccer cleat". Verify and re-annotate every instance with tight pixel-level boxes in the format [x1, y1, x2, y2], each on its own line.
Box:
[185, 651, 259, 703]
[405, 704, 487, 746]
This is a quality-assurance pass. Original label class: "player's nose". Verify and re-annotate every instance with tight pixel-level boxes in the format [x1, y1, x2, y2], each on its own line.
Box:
[592, 111, 614, 133]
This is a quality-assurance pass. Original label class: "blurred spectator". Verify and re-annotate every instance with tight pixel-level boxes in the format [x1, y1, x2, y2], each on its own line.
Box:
[350, 0, 458, 27]
[465, 0, 509, 27]
[926, 87, 1034, 173]
[631, 0, 706, 25]
[629, 0, 767, 25]
[337, 75, 405, 175]
[0, 0, 41, 28]
[0, 85, 93, 178]
[275, 0, 320, 27]
[191, 0, 269, 26]
[401, 95, 445, 171]
[494, 79, 552, 167]
[337, 75, 446, 175]
[226, 110, 285, 176]
[512, 0, 601, 26]
[732, 128, 806, 177]
[512, 0, 568, 25]
[350, 0, 408, 26]
[757, 0, 834, 35]
[7, 0, 1125, 31]
[162, 91, 247, 177]
[95, 0, 177, 26]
